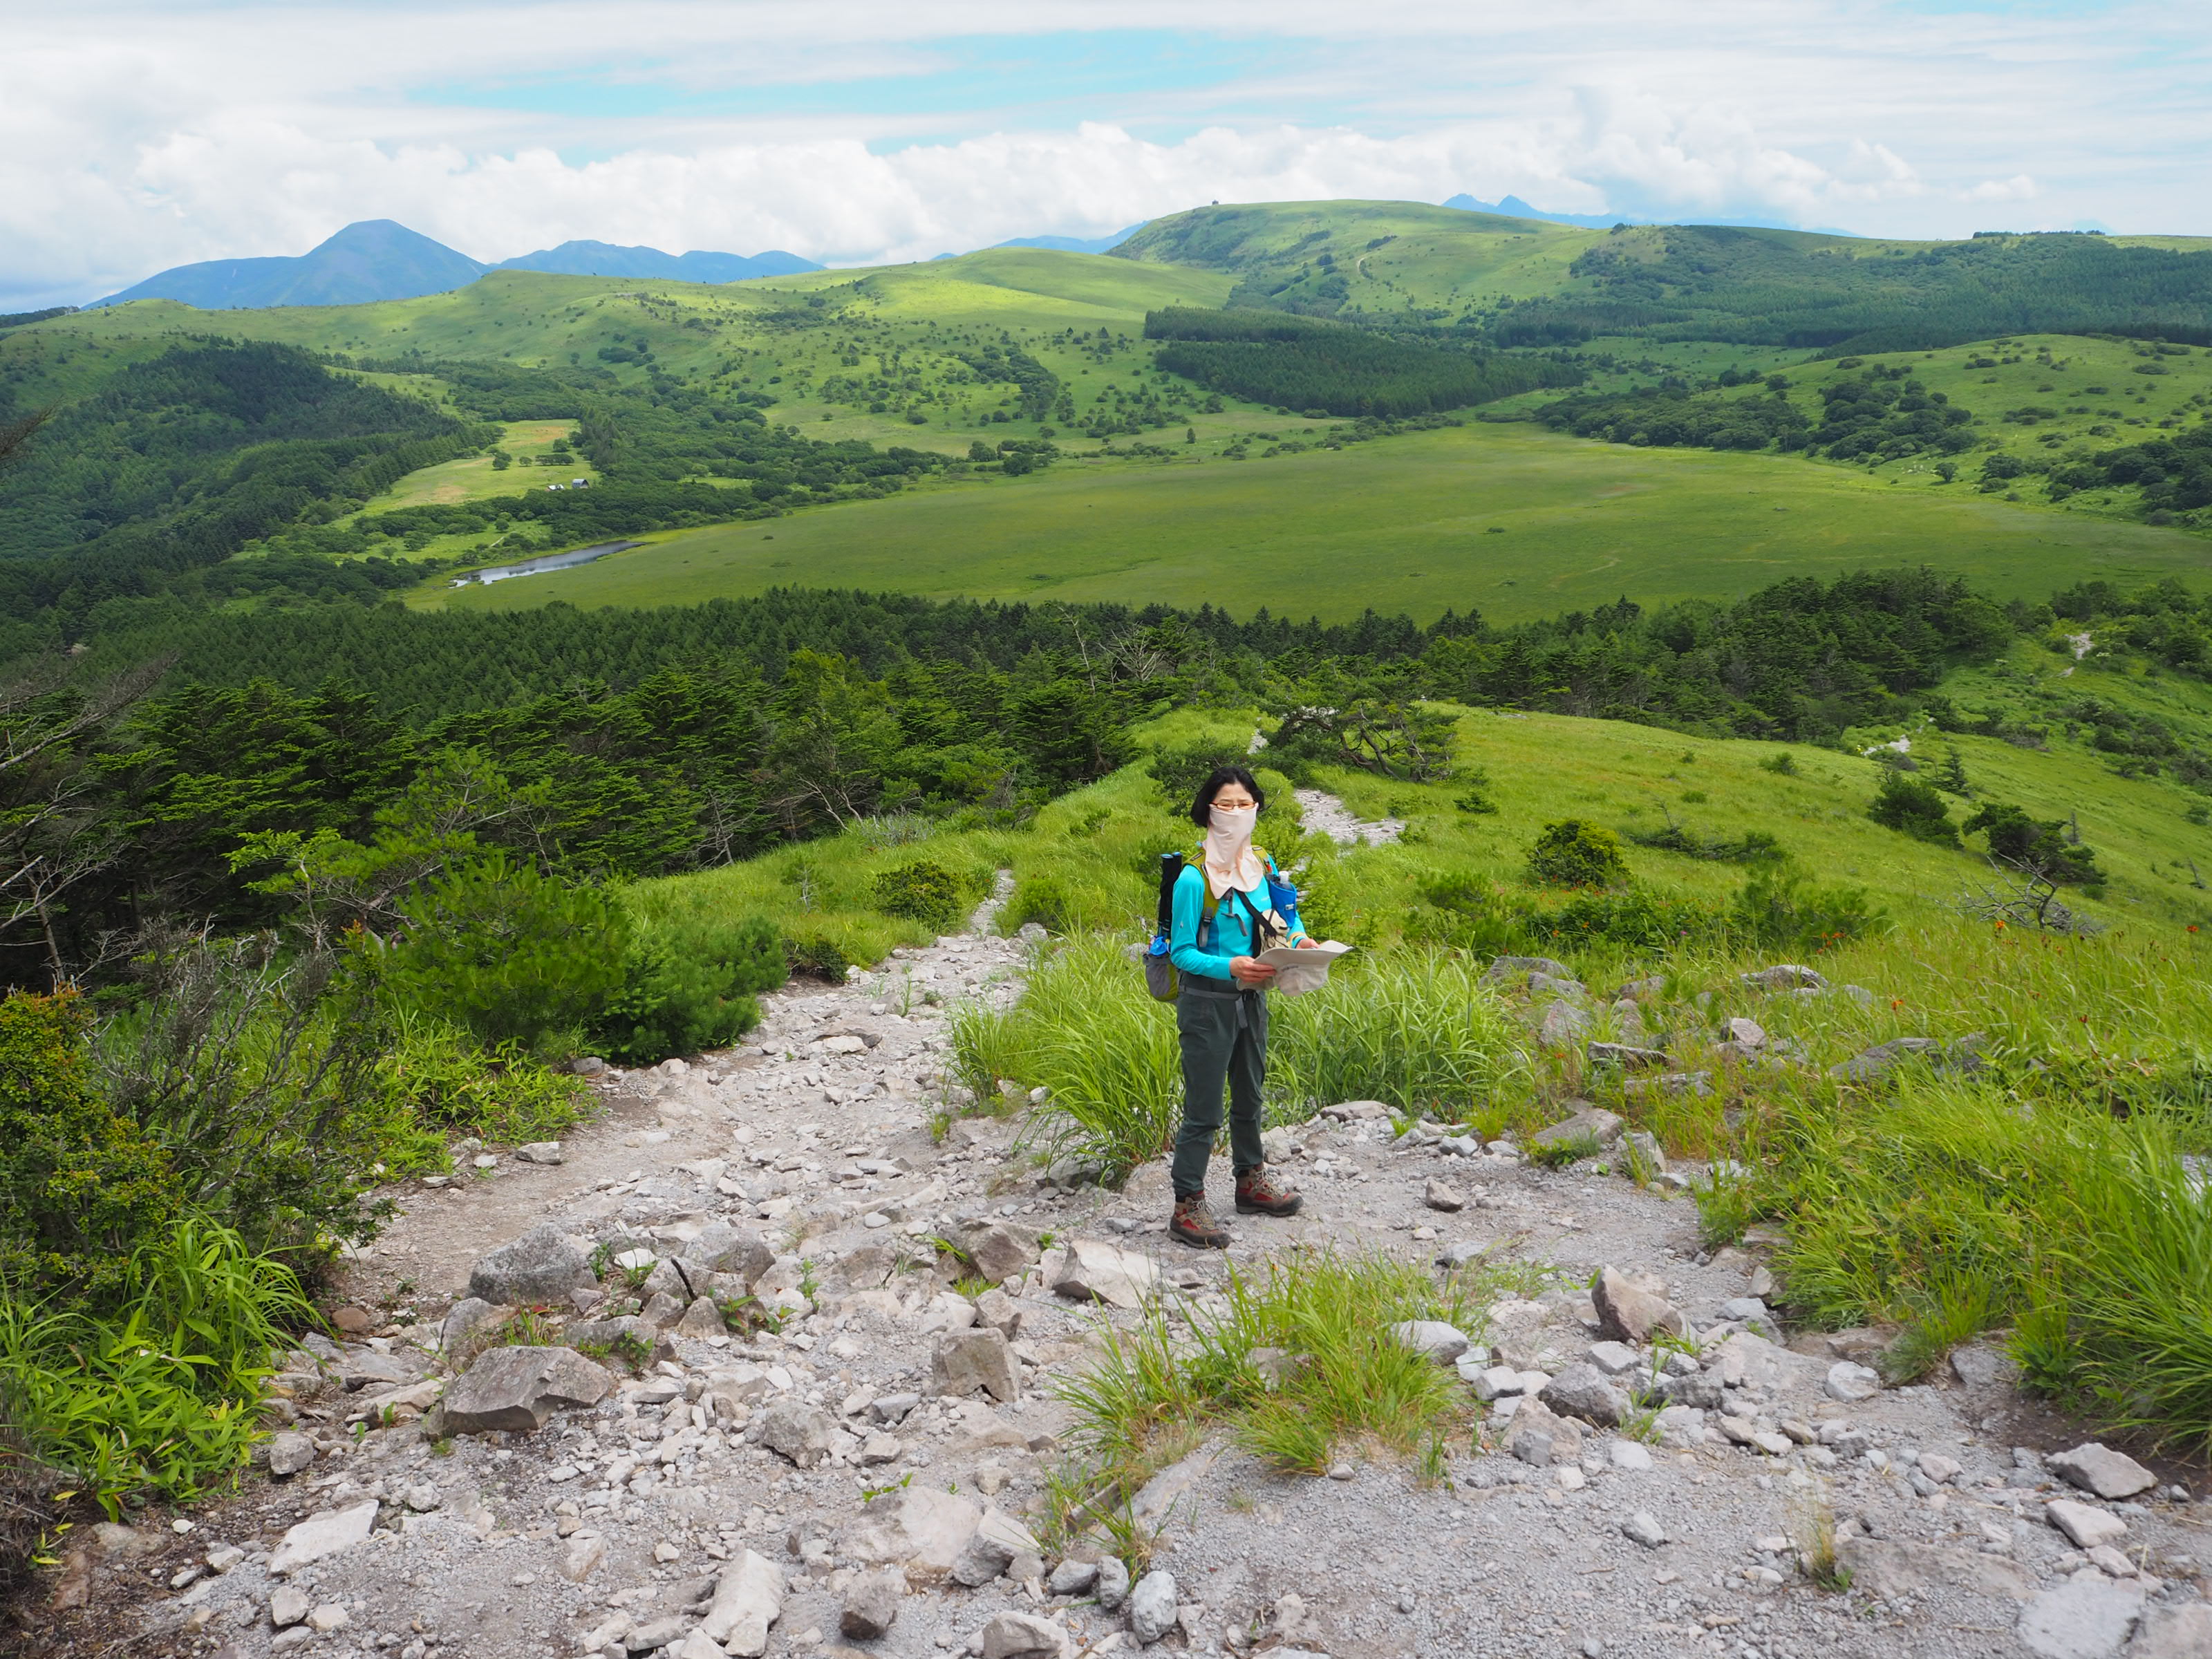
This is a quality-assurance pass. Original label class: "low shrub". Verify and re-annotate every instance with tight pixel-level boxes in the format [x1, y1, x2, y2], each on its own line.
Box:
[782, 931, 851, 982]
[1527, 820, 1629, 887]
[1868, 769, 1959, 846]
[387, 853, 631, 1053]
[1001, 876, 1074, 936]
[591, 915, 787, 1063]
[871, 859, 970, 932]
[1731, 863, 1888, 954]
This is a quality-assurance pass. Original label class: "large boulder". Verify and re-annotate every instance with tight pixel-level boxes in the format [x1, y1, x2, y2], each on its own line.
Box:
[2016, 1577, 2146, 1659]
[441, 1345, 612, 1434]
[1591, 1266, 1687, 1343]
[466, 1224, 590, 1306]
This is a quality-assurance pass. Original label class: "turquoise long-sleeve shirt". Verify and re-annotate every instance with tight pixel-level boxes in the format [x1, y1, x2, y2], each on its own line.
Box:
[1169, 859, 1309, 982]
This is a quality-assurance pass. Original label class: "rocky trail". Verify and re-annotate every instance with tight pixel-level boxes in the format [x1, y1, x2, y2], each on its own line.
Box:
[54, 838, 2212, 1659]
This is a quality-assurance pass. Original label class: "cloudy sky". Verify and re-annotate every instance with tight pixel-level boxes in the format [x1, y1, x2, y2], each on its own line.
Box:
[8, 0, 2209, 309]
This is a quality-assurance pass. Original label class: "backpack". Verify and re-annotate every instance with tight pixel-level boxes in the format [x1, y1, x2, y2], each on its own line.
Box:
[1142, 850, 1293, 1002]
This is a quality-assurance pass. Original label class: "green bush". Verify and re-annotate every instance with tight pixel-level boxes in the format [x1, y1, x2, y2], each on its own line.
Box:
[1527, 887, 1730, 951]
[1868, 769, 1959, 846]
[591, 916, 787, 1063]
[1001, 876, 1074, 936]
[1145, 740, 1250, 809]
[1732, 863, 1888, 953]
[387, 854, 631, 1052]
[0, 993, 177, 1306]
[871, 859, 970, 932]
[1963, 803, 2102, 886]
[0, 1217, 308, 1522]
[1527, 820, 1629, 887]
[782, 932, 851, 982]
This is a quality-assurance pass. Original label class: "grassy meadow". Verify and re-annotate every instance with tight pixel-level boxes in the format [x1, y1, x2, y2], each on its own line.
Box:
[419, 417, 2211, 624]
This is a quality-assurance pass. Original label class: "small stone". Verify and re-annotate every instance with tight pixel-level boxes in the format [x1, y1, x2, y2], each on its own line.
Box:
[1824, 1361, 1882, 1403]
[1592, 1266, 1687, 1344]
[205, 1545, 245, 1574]
[401, 1482, 442, 1512]
[2047, 1499, 2128, 1550]
[1470, 1364, 1525, 1403]
[760, 1398, 843, 1468]
[466, 1222, 590, 1305]
[1609, 1441, 1653, 1472]
[1048, 1239, 1158, 1310]
[1129, 1570, 1179, 1644]
[981, 1610, 1069, 1659]
[1047, 1558, 1099, 1596]
[859, 1432, 902, 1465]
[305, 1605, 348, 1634]
[1423, 1178, 1466, 1212]
[2126, 1604, 2212, 1659]
[869, 1391, 921, 1424]
[265, 1430, 316, 1478]
[1621, 1511, 1669, 1548]
[1531, 1107, 1627, 1152]
[516, 1141, 565, 1164]
[840, 1570, 904, 1640]
[561, 1533, 607, 1583]
[1586, 1341, 1638, 1376]
[1326, 1462, 1354, 1481]
[270, 1585, 310, 1628]
[1919, 1453, 1962, 1484]
[702, 1549, 786, 1656]
[1539, 1362, 1629, 1427]
[1095, 1555, 1130, 1610]
[2049, 1443, 2158, 1502]
[933, 1327, 1022, 1404]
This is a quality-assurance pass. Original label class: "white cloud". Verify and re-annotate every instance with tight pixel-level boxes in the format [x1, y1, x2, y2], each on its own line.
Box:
[2, 1, 2207, 308]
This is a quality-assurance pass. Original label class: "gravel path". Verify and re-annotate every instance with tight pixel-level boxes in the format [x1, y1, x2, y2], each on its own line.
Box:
[50, 816, 2211, 1659]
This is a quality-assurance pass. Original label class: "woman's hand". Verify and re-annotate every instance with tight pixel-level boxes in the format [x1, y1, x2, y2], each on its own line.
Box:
[1293, 937, 1319, 948]
[1230, 955, 1277, 986]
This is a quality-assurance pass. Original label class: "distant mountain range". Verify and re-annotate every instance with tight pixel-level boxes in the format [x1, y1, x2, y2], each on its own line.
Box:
[1442, 194, 1841, 236]
[87, 221, 823, 310]
[1443, 194, 1633, 229]
[994, 225, 1148, 255]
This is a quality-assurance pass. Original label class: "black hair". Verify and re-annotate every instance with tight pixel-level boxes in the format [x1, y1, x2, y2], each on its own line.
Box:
[1189, 765, 1266, 826]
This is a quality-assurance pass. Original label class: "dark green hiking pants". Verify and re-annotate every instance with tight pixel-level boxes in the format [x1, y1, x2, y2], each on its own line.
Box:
[1171, 979, 1268, 1197]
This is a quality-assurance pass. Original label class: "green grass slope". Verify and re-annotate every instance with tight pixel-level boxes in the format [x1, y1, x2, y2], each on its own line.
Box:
[422, 419, 2211, 624]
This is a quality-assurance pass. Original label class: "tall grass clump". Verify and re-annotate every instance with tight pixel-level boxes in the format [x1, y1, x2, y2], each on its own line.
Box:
[1268, 950, 1525, 1123]
[955, 940, 1527, 1174]
[953, 941, 1180, 1173]
[1050, 1248, 1482, 1546]
[1714, 1074, 2212, 1450]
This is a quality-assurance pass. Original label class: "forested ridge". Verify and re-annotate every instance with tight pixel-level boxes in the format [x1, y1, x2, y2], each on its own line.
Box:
[1145, 306, 1580, 417]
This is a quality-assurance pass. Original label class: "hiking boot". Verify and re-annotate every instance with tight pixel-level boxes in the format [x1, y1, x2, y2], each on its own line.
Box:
[1235, 1165, 1304, 1217]
[1170, 1192, 1231, 1249]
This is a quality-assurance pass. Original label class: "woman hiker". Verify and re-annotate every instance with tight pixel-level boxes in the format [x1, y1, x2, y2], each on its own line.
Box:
[1165, 765, 1317, 1248]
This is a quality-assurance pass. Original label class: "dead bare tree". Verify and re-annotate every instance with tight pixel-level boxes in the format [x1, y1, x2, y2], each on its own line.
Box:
[1953, 855, 2103, 936]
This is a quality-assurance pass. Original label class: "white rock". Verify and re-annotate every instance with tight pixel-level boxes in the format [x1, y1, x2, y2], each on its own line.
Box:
[1129, 1569, 1180, 1644]
[1049, 1239, 1159, 1310]
[2050, 1443, 2158, 1502]
[1609, 1441, 1654, 1472]
[1621, 1510, 1669, 1548]
[981, 1610, 1070, 1658]
[2047, 1500, 2128, 1551]
[1470, 1365, 1524, 1403]
[268, 1500, 378, 1575]
[1586, 1340, 1638, 1376]
[1824, 1361, 1882, 1403]
[701, 1548, 785, 1656]
[2015, 1575, 2146, 1659]
[270, 1585, 310, 1628]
